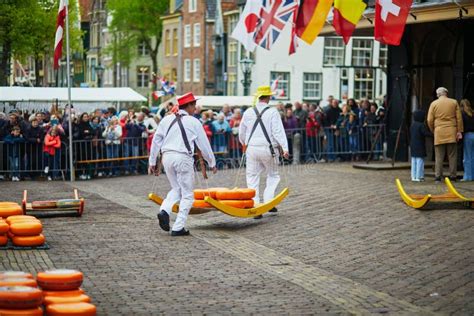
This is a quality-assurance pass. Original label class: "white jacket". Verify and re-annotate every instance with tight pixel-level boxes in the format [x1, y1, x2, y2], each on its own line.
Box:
[149, 110, 216, 168]
[239, 102, 288, 152]
[102, 125, 122, 145]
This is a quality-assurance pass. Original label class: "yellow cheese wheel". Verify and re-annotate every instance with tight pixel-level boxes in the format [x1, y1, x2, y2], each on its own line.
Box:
[192, 200, 213, 208]
[0, 307, 43, 316]
[9, 222, 42, 236]
[44, 294, 91, 305]
[6, 216, 38, 225]
[45, 303, 96, 316]
[42, 289, 85, 297]
[239, 188, 256, 200]
[0, 272, 34, 280]
[0, 278, 37, 288]
[12, 234, 45, 247]
[0, 286, 43, 309]
[0, 221, 8, 234]
[193, 188, 227, 199]
[0, 206, 23, 218]
[0, 203, 20, 208]
[37, 270, 83, 291]
[0, 234, 7, 246]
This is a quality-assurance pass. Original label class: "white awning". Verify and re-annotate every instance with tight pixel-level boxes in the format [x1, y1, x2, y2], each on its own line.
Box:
[0, 87, 147, 102]
[158, 96, 256, 110]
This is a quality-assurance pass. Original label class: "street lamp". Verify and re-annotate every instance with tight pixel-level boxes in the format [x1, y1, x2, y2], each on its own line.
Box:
[239, 57, 254, 96]
[94, 64, 105, 87]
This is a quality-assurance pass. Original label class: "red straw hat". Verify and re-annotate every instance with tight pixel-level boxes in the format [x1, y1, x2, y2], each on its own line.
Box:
[177, 92, 199, 107]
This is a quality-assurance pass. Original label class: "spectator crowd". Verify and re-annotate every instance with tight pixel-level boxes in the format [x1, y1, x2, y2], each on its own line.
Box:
[0, 96, 388, 181]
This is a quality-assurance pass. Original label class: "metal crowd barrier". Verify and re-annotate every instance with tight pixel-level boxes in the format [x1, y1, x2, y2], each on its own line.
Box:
[0, 124, 385, 180]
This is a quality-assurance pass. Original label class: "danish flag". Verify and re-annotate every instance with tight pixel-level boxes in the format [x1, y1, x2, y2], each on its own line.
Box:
[54, 0, 67, 69]
[375, 0, 413, 46]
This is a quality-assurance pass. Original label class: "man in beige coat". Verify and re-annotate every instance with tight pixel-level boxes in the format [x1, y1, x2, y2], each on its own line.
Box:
[427, 87, 463, 182]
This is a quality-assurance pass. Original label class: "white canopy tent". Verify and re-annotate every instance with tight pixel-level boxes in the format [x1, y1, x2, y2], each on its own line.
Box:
[158, 96, 256, 110]
[0, 87, 147, 113]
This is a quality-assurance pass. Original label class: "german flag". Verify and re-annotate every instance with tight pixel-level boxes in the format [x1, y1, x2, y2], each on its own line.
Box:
[295, 0, 334, 45]
[333, 0, 367, 44]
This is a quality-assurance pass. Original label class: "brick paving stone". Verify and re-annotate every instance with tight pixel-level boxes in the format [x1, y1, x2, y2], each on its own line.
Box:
[0, 163, 472, 315]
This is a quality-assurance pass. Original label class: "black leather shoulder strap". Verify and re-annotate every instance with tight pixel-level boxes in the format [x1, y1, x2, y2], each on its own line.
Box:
[165, 113, 193, 155]
[247, 107, 275, 156]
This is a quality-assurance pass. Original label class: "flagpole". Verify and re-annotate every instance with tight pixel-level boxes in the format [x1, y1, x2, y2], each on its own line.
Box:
[65, 0, 74, 181]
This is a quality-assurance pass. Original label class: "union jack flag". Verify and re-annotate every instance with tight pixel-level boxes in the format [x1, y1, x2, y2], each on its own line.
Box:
[253, 0, 298, 50]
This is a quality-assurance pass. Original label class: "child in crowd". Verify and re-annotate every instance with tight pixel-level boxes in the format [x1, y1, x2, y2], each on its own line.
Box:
[410, 110, 431, 182]
[43, 126, 62, 181]
[4, 126, 25, 181]
[347, 112, 359, 161]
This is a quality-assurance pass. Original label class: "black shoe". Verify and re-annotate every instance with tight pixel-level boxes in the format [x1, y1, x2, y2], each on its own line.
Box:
[254, 215, 263, 219]
[171, 228, 190, 236]
[449, 176, 457, 182]
[434, 177, 441, 183]
[269, 207, 278, 213]
[157, 210, 170, 232]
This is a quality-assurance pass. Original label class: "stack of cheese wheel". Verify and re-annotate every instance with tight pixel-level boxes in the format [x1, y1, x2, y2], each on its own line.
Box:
[0, 271, 43, 315]
[0, 203, 23, 219]
[38, 269, 96, 315]
[193, 188, 256, 209]
[0, 218, 9, 246]
[6, 216, 45, 248]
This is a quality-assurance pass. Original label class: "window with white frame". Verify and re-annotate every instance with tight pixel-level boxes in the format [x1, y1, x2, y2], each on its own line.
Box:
[303, 73, 322, 100]
[184, 25, 191, 48]
[228, 15, 238, 36]
[340, 68, 349, 100]
[270, 72, 290, 99]
[228, 41, 237, 67]
[138, 41, 149, 56]
[193, 59, 200, 82]
[193, 23, 201, 47]
[379, 44, 388, 69]
[189, 0, 197, 12]
[352, 39, 373, 67]
[184, 59, 191, 82]
[227, 73, 237, 96]
[354, 68, 374, 100]
[323, 38, 344, 66]
[137, 66, 149, 88]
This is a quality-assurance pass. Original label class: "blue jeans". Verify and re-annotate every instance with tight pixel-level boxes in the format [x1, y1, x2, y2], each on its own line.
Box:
[463, 132, 474, 180]
[106, 144, 120, 175]
[326, 130, 336, 161]
[124, 142, 140, 172]
[411, 157, 425, 180]
[43, 152, 60, 179]
[349, 134, 359, 153]
[9, 155, 20, 177]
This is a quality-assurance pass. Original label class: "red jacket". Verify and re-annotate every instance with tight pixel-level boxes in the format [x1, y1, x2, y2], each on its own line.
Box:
[306, 119, 320, 137]
[43, 134, 61, 155]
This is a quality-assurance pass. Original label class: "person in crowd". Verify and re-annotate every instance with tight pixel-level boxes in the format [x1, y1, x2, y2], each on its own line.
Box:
[294, 101, 309, 161]
[24, 116, 45, 178]
[90, 115, 105, 177]
[4, 126, 25, 181]
[160, 102, 174, 119]
[283, 108, 298, 162]
[427, 87, 463, 182]
[347, 111, 359, 161]
[102, 116, 122, 177]
[193, 104, 202, 119]
[239, 85, 289, 219]
[229, 108, 243, 163]
[322, 95, 334, 111]
[410, 110, 431, 182]
[220, 104, 233, 121]
[142, 106, 158, 154]
[118, 111, 129, 140]
[43, 126, 62, 181]
[0, 112, 7, 180]
[211, 113, 231, 169]
[149, 92, 216, 236]
[35, 112, 47, 127]
[306, 112, 321, 161]
[460, 99, 474, 181]
[336, 104, 351, 161]
[125, 112, 146, 174]
[324, 99, 342, 162]
[276, 102, 285, 116]
[77, 113, 94, 180]
[347, 99, 359, 120]
[200, 112, 213, 141]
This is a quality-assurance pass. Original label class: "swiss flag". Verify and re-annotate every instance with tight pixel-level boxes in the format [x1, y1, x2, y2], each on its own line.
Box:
[375, 0, 413, 46]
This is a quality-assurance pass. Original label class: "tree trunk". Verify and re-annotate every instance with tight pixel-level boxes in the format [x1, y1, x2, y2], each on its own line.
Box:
[0, 41, 12, 86]
[151, 51, 158, 92]
[35, 55, 41, 87]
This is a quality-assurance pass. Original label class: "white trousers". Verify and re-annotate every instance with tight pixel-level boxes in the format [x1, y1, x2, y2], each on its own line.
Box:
[160, 152, 195, 231]
[246, 146, 280, 204]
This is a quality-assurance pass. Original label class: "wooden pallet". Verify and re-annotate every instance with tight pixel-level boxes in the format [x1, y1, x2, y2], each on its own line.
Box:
[22, 189, 85, 217]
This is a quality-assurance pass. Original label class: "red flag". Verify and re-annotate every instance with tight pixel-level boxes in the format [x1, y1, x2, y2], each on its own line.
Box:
[333, 0, 367, 44]
[54, 0, 67, 69]
[375, 0, 412, 46]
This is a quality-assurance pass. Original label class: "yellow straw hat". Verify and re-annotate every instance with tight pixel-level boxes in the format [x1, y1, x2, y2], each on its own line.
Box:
[253, 85, 275, 105]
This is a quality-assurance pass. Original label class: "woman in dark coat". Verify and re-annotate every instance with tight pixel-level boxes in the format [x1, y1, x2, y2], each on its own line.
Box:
[24, 116, 45, 178]
[77, 113, 94, 179]
[410, 110, 432, 181]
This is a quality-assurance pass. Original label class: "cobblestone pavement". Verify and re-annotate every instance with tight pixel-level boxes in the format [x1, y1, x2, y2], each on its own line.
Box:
[0, 163, 473, 315]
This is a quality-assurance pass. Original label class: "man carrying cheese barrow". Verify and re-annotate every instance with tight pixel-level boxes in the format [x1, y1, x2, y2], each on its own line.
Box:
[239, 85, 289, 219]
[149, 92, 217, 236]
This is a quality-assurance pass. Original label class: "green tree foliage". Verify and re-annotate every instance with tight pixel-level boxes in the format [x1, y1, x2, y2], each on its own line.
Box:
[107, 0, 169, 91]
[0, 0, 82, 86]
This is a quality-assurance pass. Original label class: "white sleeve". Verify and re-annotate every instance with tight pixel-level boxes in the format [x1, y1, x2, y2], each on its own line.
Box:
[194, 121, 216, 168]
[146, 117, 158, 133]
[238, 111, 248, 145]
[148, 121, 165, 166]
[271, 110, 288, 152]
[115, 126, 122, 138]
